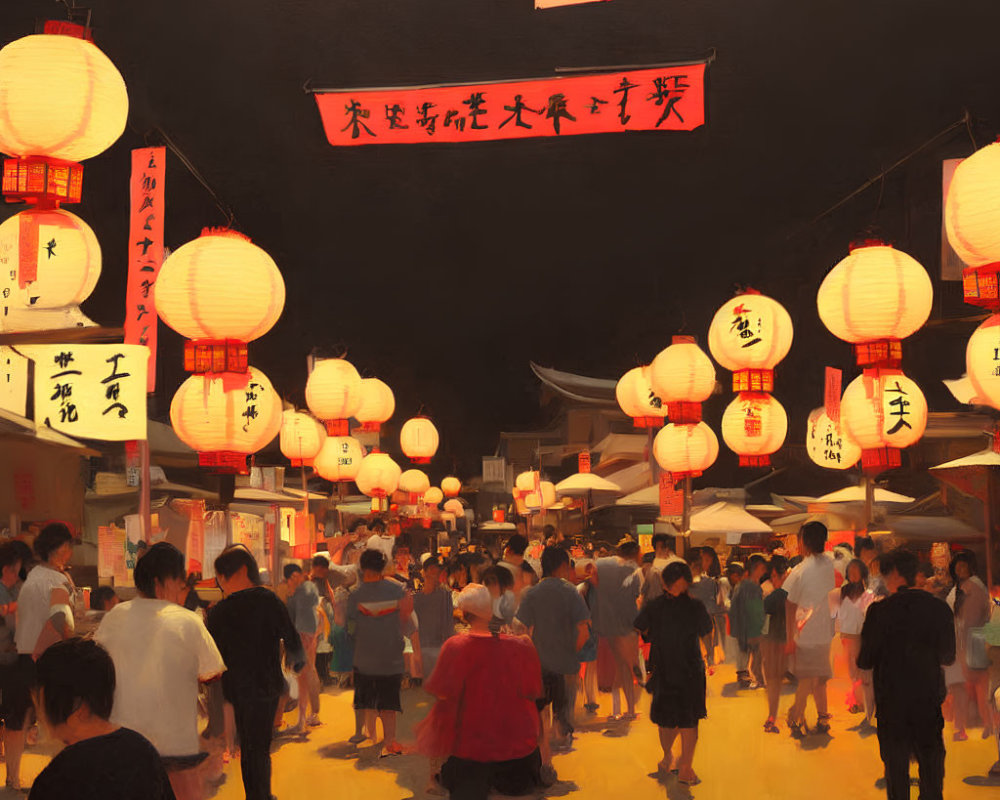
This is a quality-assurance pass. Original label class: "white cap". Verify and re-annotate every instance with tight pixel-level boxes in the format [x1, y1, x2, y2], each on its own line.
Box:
[456, 584, 493, 620]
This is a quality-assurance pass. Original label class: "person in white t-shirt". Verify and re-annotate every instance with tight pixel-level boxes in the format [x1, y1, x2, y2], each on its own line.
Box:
[640, 533, 684, 607]
[96, 543, 225, 800]
[783, 522, 836, 738]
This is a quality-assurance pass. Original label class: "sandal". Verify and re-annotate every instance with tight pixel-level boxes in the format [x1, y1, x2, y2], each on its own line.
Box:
[380, 741, 404, 757]
[764, 718, 780, 734]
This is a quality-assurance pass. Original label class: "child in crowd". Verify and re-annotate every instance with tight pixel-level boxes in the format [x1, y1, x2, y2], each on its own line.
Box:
[730, 555, 766, 689]
[832, 558, 876, 725]
[761, 556, 789, 733]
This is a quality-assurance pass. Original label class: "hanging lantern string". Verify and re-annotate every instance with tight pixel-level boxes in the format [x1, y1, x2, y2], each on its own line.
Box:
[55, 0, 91, 27]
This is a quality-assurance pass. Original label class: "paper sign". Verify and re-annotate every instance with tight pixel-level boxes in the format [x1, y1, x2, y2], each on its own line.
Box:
[824, 367, 842, 424]
[315, 63, 706, 147]
[26, 344, 147, 440]
[124, 147, 166, 392]
[231, 511, 266, 568]
[183, 499, 206, 575]
[0, 346, 28, 416]
[203, 511, 229, 580]
[659, 473, 683, 517]
[98, 525, 126, 580]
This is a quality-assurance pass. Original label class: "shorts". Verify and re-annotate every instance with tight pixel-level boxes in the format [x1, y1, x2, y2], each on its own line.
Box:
[352, 671, 402, 712]
[793, 643, 832, 679]
[440, 748, 542, 798]
[535, 671, 566, 713]
[0, 655, 34, 730]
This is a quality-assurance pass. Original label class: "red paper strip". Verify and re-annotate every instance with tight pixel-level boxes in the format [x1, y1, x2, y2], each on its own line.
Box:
[124, 147, 166, 393]
[825, 367, 842, 423]
[659, 472, 683, 517]
[315, 63, 705, 147]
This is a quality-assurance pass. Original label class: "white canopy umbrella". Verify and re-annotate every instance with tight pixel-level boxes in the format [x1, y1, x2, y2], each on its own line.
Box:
[930, 448, 1000, 470]
[616, 484, 659, 507]
[689, 501, 773, 546]
[815, 486, 915, 504]
[554, 473, 622, 497]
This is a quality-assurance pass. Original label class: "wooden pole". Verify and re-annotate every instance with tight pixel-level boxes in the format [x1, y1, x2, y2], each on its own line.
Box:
[863, 475, 875, 531]
[302, 464, 312, 556]
[138, 439, 151, 542]
[679, 475, 692, 558]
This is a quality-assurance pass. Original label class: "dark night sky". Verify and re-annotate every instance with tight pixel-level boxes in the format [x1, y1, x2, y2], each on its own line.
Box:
[4, 0, 1000, 479]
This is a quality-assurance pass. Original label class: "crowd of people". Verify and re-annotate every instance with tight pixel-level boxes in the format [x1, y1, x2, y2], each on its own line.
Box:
[0, 519, 997, 800]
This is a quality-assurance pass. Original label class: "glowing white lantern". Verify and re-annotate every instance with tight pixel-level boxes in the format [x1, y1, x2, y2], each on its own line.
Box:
[652, 422, 719, 478]
[945, 142, 1000, 268]
[355, 452, 401, 499]
[966, 314, 1000, 410]
[708, 292, 792, 392]
[424, 487, 444, 506]
[156, 229, 285, 348]
[840, 372, 927, 471]
[443, 498, 464, 517]
[721, 393, 788, 467]
[279, 411, 326, 466]
[0, 32, 128, 163]
[524, 481, 557, 511]
[0, 207, 99, 310]
[169, 366, 282, 473]
[817, 243, 933, 365]
[399, 469, 431, 503]
[400, 416, 439, 463]
[806, 407, 861, 470]
[441, 476, 461, 497]
[356, 378, 395, 432]
[305, 358, 362, 435]
[515, 470, 539, 493]
[615, 366, 666, 427]
[313, 436, 363, 483]
[648, 336, 716, 423]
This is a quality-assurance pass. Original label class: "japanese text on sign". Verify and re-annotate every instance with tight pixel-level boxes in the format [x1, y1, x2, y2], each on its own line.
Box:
[124, 147, 166, 392]
[314, 63, 706, 147]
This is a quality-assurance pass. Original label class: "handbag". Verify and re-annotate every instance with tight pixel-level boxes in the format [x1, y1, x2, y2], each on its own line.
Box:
[967, 626, 990, 670]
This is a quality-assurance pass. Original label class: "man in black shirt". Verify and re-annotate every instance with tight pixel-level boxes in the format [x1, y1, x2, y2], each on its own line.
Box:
[207, 546, 304, 800]
[29, 638, 175, 800]
[858, 548, 956, 800]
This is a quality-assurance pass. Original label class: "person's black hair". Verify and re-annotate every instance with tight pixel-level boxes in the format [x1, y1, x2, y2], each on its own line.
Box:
[948, 550, 978, 584]
[642, 552, 656, 565]
[747, 554, 768, 577]
[702, 547, 722, 579]
[369, 519, 386, 534]
[661, 561, 693, 590]
[800, 521, 828, 555]
[348, 519, 367, 533]
[34, 638, 115, 725]
[283, 563, 303, 580]
[855, 536, 875, 555]
[618, 540, 640, 560]
[422, 557, 441, 571]
[684, 547, 701, 567]
[10, 540, 32, 582]
[311, 555, 330, 569]
[133, 542, 185, 599]
[90, 585, 118, 611]
[482, 565, 514, 592]
[541, 546, 569, 578]
[651, 533, 672, 552]
[186, 572, 201, 588]
[916, 562, 935, 579]
[542, 524, 556, 538]
[0, 542, 22, 572]
[521, 561, 537, 581]
[726, 561, 745, 578]
[504, 534, 528, 557]
[34, 522, 73, 562]
[766, 540, 784, 555]
[769, 554, 789, 577]
[359, 549, 387, 574]
[841, 558, 870, 601]
[789, 555, 804, 568]
[214, 545, 261, 585]
[884, 548, 918, 588]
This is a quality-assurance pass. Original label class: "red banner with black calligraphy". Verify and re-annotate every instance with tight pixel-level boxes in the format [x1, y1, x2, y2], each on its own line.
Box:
[124, 147, 166, 392]
[314, 63, 706, 147]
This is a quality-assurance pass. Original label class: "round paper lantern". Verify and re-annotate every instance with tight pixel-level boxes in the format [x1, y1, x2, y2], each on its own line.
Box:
[305, 358, 362, 435]
[806, 408, 861, 470]
[279, 410, 326, 466]
[156, 229, 285, 345]
[313, 436, 363, 483]
[424, 487, 444, 506]
[945, 142, 1000, 268]
[443, 498, 464, 517]
[515, 471, 539, 493]
[441, 476, 461, 497]
[648, 336, 716, 422]
[355, 452, 402, 498]
[524, 481, 557, 511]
[841, 372, 927, 471]
[721, 393, 788, 467]
[400, 417, 439, 464]
[652, 422, 719, 478]
[170, 366, 282, 473]
[0, 208, 99, 309]
[966, 314, 1000, 410]
[616, 367, 666, 428]
[0, 33, 128, 163]
[708, 292, 792, 392]
[399, 469, 431, 502]
[356, 378, 395, 432]
[817, 243, 933, 356]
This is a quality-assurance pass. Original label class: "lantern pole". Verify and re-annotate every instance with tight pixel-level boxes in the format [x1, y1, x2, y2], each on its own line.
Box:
[680, 475, 692, 557]
[302, 464, 313, 557]
[139, 439, 152, 543]
[863, 475, 875, 530]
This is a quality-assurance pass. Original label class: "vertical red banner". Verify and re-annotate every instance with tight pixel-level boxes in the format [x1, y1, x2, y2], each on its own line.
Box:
[659, 472, 683, 517]
[825, 366, 842, 423]
[124, 147, 166, 392]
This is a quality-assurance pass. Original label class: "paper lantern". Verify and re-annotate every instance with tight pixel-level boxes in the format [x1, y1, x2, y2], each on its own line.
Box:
[424, 487, 444, 506]
[524, 481, 557, 511]
[945, 142, 1000, 269]
[305, 358, 362, 435]
[515, 470, 539, 493]
[0, 207, 99, 309]
[966, 314, 1000, 410]
[708, 292, 792, 392]
[156, 229, 285, 374]
[817, 242, 933, 366]
[443, 498, 464, 517]
[721, 393, 788, 467]
[441, 476, 461, 497]
[400, 417, 439, 464]
[0, 31, 128, 165]
[279, 411, 326, 466]
[615, 366, 666, 428]
[841, 372, 927, 471]
[652, 422, 719, 478]
[648, 336, 716, 423]
[169, 366, 282, 473]
[313, 436, 363, 483]
[399, 469, 431, 503]
[806, 408, 861, 470]
[355, 452, 402, 498]
[356, 378, 395, 432]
